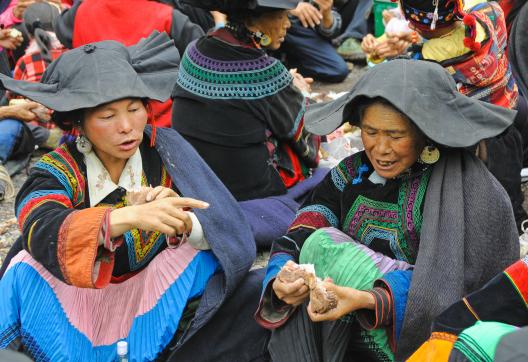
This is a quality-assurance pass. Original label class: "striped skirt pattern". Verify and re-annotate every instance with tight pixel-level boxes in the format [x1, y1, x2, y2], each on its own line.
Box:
[0, 243, 220, 361]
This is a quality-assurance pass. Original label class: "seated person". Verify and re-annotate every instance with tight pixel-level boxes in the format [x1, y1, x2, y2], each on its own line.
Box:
[0, 32, 269, 361]
[371, 0, 528, 231]
[54, 0, 204, 127]
[255, 59, 520, 361]
[172, 0, 320, 202]
[0, 100, 47, 201]
[409, 256, 528, 361]
[279, 0, 349, 82]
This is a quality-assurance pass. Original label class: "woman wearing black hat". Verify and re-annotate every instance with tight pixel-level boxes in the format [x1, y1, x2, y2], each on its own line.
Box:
[255, 59, 520, 361]
[0, 32, 269, 361]
[171, 0, 320, 202]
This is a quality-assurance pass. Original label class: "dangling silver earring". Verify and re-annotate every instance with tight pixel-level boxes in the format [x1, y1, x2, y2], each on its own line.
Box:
[419, 145, 440, 164]
[76, 134, 92, 154]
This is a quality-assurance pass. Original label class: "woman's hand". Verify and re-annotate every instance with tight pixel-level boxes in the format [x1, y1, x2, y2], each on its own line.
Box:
[372, 37, 410, 59]
[361, 34, 378, 54]
[145, 186, 179, 202]
[273, 277, 310, 306]
[110, 197, 209, 238]
[0, 29, 23, 50]
[290, 68, 313, 94]
[307, 280, 375, 322]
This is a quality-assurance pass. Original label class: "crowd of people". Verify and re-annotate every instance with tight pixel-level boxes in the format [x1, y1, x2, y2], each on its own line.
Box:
[0, 0, 527, 361]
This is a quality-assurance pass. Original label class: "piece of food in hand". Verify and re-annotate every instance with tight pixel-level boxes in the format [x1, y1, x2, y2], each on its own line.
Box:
[125, 186, 154, 205]
[277, 261, 338, 312]
[310, 282, 338, 313]
[9, 29, 22, 39]
[277, 261, 316, 286]
[9, 98, 29, 106]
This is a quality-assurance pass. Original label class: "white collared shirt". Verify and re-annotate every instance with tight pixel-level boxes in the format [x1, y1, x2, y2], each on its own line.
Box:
[85, 148, 143, 207]
[84, 149, 208, 249]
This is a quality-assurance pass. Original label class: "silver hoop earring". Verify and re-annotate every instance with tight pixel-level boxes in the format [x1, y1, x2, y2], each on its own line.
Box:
[76, 135, 92, 154]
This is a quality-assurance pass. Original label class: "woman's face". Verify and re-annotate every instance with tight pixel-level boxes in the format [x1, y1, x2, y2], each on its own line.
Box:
[360, 102, 424, 179]
[249, 10, 291, 50]
[82, 98, 147, 163]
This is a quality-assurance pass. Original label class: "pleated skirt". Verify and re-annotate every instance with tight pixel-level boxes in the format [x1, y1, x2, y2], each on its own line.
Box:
[0, 243, 220, 362]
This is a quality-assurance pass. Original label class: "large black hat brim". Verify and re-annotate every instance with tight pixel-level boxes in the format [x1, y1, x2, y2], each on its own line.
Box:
[182, 0, 300, 12]
[305, 59, 516, 148]
[0, 31, 180, 112]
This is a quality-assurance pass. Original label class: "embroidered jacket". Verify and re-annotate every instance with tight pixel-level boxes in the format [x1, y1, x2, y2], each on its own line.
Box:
[256, 151, 431, 350]
[172, 30, 320, 201]
[15, 140, 177, 288]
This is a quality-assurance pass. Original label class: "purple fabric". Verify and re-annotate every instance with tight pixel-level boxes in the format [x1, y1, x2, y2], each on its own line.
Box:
[186, 40, 276, 72]
[239, 168, 330, 248]
[319, 227, 412, 273]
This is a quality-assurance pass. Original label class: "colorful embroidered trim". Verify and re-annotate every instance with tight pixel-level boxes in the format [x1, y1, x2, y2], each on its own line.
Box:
[177, 41, 293, 100]
[343, 168, 431, 263]
[16, 190, 73, 229]
[290, 204, 340, 231]
[34, 144, 85, 206]
[504, 256, 528, 308]
[330, 153, 364, 192]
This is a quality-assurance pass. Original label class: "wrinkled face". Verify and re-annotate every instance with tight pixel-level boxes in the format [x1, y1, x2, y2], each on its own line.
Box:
[83, 98, 148, 162]
[360, 102, 424, 179]
[249, 10, 291, 50]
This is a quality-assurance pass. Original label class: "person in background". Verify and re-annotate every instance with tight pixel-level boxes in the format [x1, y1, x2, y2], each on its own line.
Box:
[172, 0, 320, 202]
[54, 0, 204, 127]
[334, 0, 374, 61]
[11, 2, 66, 146]
[280, 0, 350, 82]
[0, 100, 48, 201]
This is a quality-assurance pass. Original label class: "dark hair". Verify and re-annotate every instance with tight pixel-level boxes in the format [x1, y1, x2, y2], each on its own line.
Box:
[52, 98, 150, 131]
[226, 9, 283, 43]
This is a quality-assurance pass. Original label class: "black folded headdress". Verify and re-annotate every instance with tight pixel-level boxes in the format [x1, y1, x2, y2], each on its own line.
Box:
[0, 31, 180, 113]
[182, 0, 299, 13]
[304, 59, 517, 148]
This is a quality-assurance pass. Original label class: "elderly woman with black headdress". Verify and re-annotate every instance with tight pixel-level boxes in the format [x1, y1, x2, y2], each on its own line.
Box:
[255, 59, 520, 361]
[0, 32, 269, 361]
[171, 0, 320, 203]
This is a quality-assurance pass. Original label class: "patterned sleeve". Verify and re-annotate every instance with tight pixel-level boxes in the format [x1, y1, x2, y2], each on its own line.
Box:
[255, 154, 364, 328]
[317, 10, 342, 39]
[409, 257, 528, 361]
[15, 147, 115, 288]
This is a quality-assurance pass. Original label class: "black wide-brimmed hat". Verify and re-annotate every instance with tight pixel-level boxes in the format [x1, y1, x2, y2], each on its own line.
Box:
[304, 59, 517, 148]
[0, 31, 180, 112]
[183, 0, 300, 13]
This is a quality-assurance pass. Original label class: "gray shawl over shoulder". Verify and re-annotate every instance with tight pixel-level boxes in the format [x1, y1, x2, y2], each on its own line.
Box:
[396, 149, 519, 360]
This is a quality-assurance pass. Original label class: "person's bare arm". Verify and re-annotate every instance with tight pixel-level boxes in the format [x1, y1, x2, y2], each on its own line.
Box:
[0, 102, 40, 122]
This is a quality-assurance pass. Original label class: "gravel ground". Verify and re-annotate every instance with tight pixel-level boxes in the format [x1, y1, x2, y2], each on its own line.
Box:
[0, 154, 43, 266]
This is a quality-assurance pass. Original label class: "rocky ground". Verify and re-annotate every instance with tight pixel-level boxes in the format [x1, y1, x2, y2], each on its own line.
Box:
[2, 62, 527, 268]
